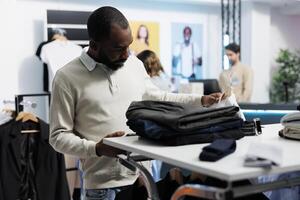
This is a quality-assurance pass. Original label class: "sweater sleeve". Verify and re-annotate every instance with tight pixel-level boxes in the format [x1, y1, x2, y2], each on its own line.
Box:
[49, 71, 97, 158]
[143, 75, 203, 106]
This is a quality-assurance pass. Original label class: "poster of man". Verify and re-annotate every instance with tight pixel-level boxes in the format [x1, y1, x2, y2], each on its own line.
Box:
[172, 23, 203, 80]
[129, 21, 160, 56]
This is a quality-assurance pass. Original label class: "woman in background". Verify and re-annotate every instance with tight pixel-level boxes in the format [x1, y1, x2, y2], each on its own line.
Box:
[137, 49, 174, 181]
[130, 25, 150, 55]
[137, 50, 173, 92]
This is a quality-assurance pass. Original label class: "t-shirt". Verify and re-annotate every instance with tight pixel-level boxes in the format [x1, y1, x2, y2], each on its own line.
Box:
[40, 40, 82, 91]
[173, 41, 201, 78]
[150, 72, 173, 92]
[219, 63, 253, 102]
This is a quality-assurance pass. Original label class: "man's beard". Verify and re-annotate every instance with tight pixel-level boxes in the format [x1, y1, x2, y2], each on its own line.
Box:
[109, 59, 127, 71]
[99, 53, 127, 71]
[229, 59, 236, 66]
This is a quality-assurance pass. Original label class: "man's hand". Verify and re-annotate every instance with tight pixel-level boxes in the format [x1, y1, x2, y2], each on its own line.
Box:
[95, 131, 126, 157]
[201, 92, 227, 107]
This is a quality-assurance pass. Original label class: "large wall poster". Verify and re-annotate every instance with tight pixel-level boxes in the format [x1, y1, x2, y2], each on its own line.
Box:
[171, 23, 203, 80]
[129, 21, 160, 56]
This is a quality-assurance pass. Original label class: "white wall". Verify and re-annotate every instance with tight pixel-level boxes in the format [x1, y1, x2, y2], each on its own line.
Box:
[0, 0, 18, 108]
[0, 0, 222, 106]
[270, 8, 300, 68]
[242, 2, 271, 103]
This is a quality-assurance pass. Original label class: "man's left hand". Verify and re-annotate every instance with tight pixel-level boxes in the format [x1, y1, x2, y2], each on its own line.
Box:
[201, 92, 226, 107]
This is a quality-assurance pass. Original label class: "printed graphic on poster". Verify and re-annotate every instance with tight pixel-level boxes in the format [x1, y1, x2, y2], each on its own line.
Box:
[171, 23, 203, 80]
[129, 21, 160, 56]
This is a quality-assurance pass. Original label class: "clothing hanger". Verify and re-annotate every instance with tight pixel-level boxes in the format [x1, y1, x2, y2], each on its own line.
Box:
[15, 112, 39, 133]
[16, 112, 38, 123]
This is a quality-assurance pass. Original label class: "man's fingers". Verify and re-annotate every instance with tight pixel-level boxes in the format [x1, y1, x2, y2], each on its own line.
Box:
[105, 131, 125, 138]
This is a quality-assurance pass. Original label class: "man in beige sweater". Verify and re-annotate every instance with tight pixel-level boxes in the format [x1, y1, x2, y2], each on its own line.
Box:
[219, 43, 253, 102]
[50, 6, 224, 200]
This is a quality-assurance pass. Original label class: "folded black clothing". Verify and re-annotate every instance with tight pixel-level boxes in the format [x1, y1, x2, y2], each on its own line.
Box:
[199, 139, 236, 161]
[128, 118, 244, 140]
[139, 129, 244, 146]
[126, 101, 240, 132]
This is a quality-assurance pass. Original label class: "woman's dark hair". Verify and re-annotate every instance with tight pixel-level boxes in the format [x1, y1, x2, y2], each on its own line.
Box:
[225, 43, 240, 54]
[137, 50, 164, 77]
[137, 25, 149, 45]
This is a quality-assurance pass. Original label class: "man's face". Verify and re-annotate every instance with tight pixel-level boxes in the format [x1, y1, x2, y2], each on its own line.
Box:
[183, 28, 191, 44]
[225, 49, 240, 66]
[95, 24, 133, 70]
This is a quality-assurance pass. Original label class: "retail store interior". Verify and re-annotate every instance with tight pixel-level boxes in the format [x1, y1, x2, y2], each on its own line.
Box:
[1, 0, 300, 199]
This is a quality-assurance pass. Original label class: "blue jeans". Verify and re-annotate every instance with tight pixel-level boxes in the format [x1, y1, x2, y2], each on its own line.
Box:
[82, 186, 128, 200]
[151, 160, 163, 182]
[82, 189, 117, 200]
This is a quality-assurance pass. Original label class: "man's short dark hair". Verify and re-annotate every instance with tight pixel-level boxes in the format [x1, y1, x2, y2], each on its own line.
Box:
[183, 26, 192, 35]
[225, 43, 240, 54]
[87, 6, 129, 41]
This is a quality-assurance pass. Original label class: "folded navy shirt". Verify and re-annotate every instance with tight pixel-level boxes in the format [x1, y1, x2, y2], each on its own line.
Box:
[126, 101, 240, 132]
[127, 118, 244, 140]
[199, 139, 236, 162]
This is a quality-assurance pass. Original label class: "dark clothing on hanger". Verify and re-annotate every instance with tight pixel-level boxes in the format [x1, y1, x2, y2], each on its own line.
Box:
[36, 41, 51, 92]
[126, 101, 240, 132]
[0, 119, 70, 200]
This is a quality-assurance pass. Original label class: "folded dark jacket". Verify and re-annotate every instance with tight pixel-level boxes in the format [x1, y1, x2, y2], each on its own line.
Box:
[128, 118, 244, 140]
[126, 101, 240, 132]
[150, 129, 244, 146]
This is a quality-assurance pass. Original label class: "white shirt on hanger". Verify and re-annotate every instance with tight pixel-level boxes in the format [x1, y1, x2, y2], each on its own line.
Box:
[40, 40, 82, 91]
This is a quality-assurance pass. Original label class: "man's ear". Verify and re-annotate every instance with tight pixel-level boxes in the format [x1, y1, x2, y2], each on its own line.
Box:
[89, 40, 98, 51]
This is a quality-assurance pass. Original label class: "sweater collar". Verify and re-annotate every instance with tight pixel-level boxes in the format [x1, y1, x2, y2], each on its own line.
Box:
[79, 47, 113, 74]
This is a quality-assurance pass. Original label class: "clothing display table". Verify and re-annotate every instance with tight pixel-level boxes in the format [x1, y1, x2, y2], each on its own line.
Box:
[104, 124, 300, 200]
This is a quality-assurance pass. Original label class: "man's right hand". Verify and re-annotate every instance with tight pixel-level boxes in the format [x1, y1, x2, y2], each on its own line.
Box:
[95, 131, 126, 157]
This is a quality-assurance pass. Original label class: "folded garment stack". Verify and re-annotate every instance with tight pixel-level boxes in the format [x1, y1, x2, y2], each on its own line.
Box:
[280, 112, 300, 141]
[126, 101, 245, 145]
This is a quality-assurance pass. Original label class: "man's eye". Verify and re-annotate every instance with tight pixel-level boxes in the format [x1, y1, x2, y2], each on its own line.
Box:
[114, 48, 123, 52]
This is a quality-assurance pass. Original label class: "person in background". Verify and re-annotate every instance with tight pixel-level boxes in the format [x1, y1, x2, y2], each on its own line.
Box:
[130, 24, 149, 55]
[137, 50, 172, 182]
[172, 26, 202, 79]
[49, 6, 224, 200]
[137, 50, 172, 92]
[219, 43, 253, 102]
